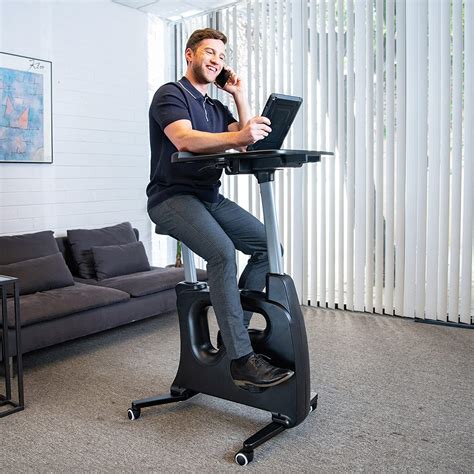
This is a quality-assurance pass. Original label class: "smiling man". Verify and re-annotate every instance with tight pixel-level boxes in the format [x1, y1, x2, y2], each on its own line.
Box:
[146, 28, 294, 390]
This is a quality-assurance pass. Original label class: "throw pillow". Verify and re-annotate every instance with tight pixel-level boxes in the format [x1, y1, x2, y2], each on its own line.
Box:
[0, 253, 74, 295]
[92, 241, 151, 280]
[0, 230, 59, 265]
[67, 222, 137, 279]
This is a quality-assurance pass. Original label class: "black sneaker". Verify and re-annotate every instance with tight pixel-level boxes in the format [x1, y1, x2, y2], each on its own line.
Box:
[230, 354, 294, 390]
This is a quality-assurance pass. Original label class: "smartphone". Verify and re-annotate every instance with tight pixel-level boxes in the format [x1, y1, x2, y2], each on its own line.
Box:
[215, 67, 231, 88]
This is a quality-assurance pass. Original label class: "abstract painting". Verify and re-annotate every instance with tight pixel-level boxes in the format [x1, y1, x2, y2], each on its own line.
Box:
[0, 52, 52, 163]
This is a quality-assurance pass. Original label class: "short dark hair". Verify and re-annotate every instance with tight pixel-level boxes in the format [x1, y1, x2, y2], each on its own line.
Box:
[185, 28, 227, 52]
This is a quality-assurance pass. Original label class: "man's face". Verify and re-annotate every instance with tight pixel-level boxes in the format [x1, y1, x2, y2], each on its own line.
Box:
[186, 38, 226, 84]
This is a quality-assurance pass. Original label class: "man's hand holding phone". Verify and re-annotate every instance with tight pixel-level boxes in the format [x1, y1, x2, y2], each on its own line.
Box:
[215, 66, 244, 97]
[215, 67, 231, 88]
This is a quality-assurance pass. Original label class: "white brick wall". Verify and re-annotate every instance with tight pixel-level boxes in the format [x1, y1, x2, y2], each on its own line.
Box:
[0, 0, 163, 258]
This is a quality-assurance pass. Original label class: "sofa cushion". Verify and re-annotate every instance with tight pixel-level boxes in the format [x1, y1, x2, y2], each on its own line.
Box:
[77, 267, 207, 298]
[0, 253, 74, 295]
[0, 230, 59, 265]
[5, 282, 130, 328]
[67, 222, 137, 279]
[92, 241, 150, 280]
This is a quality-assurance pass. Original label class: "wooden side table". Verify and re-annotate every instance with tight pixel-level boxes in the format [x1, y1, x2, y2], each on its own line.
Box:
[0, 275, 24, 417]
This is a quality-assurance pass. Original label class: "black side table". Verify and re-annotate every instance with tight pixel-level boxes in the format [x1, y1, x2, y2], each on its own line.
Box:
[0, 275, 24, 417]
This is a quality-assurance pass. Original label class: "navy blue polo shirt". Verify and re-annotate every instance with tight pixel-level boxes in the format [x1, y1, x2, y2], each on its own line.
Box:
[146, 77, 237, 211]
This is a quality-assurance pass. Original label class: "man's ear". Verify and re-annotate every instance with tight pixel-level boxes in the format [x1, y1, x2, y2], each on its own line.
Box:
[185, 48, 194, 64]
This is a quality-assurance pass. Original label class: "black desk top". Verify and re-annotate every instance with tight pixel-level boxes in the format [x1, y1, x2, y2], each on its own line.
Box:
[171, 149, 333, 180]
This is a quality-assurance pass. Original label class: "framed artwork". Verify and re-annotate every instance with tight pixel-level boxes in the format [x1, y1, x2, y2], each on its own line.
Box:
[0, 52, 52, 163]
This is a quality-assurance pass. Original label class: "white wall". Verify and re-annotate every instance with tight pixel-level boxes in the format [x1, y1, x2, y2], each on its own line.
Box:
[0, 0, 156, 256]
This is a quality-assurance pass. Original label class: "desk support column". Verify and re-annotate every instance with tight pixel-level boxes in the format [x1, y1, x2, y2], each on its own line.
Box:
[259, 181, 284, 275]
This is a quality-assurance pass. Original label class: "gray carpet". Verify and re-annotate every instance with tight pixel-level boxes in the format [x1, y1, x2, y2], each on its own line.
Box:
[1, 307, 472, 472]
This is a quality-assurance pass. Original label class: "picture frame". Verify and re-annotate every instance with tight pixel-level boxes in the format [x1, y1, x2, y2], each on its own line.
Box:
[0, 52, 53, 163]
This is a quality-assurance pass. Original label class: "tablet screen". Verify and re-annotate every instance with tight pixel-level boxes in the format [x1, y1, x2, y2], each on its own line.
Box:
[247, 93, 303, 151]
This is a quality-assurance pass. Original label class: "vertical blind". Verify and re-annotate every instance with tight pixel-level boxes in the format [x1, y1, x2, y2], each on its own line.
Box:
[170, 0, 473, 324]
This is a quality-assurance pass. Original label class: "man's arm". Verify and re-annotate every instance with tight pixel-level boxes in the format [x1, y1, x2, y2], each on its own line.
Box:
[164, 117, 271, 154]
[222, 69, 252, 133]
[228, 92, 252, 133]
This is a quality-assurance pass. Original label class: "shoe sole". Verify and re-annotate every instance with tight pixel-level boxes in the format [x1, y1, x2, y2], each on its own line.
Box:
[233, 370, 295, 391]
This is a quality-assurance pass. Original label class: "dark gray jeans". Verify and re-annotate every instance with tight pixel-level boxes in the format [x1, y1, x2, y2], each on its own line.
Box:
[148, 194, 269, 359]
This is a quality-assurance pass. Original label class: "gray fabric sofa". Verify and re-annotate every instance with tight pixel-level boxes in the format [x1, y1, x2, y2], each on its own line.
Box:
[0, 223, 205, 359]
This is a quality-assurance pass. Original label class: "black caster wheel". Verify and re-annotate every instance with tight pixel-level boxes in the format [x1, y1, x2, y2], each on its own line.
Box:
[235, 450, 254, 466]
[127, 407, 141, 420]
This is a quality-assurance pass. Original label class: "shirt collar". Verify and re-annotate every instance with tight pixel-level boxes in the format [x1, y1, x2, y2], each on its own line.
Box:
[178, 77, 215, 105]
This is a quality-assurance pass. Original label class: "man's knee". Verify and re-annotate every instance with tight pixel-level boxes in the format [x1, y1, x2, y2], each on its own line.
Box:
[209, 239, 236, 268]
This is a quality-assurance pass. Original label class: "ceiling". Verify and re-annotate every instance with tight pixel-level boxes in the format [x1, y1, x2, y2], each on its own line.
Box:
[111, 0, 237, 21]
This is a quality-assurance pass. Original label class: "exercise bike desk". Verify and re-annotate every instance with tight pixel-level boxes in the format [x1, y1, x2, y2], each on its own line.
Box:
[128, 149, 333, 466]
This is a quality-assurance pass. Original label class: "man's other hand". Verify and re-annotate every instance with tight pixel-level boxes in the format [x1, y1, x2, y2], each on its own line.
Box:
[238, 116, 272, 146]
